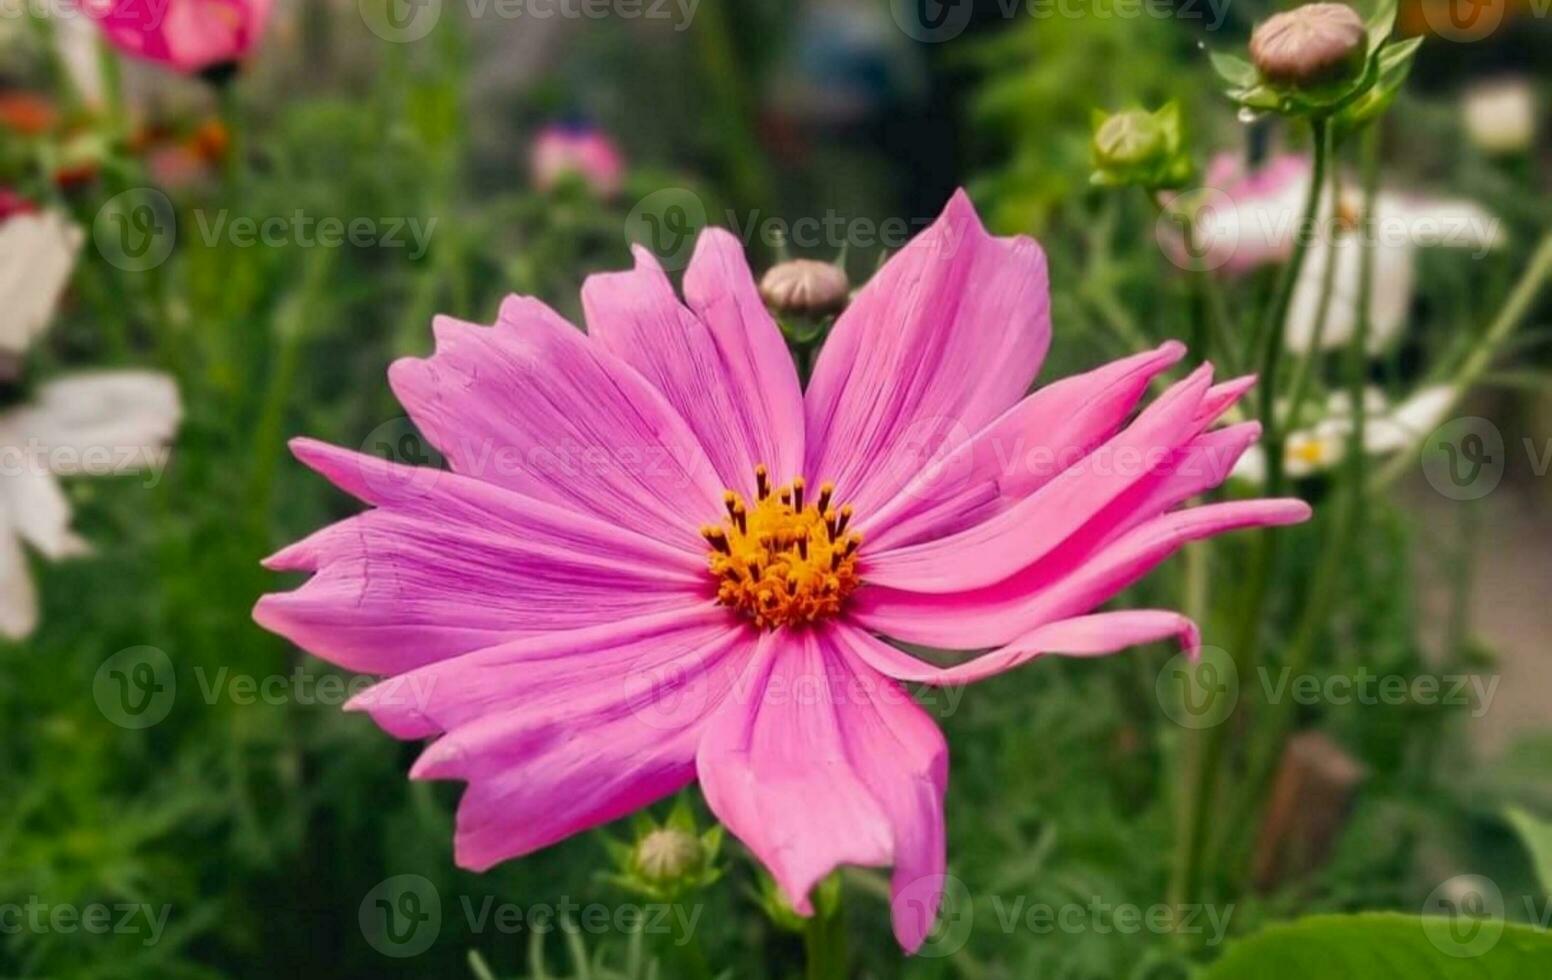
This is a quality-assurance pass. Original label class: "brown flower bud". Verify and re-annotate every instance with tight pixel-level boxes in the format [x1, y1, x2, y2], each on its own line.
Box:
[1250, 3, 1367, 88]
[758, 259, 849, 316]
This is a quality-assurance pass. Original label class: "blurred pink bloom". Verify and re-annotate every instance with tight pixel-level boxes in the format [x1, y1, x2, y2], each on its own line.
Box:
[254, 191, 1307, 952]
[1186, 153, 1312, 274]
[80, 0, 273, 75]
[530, 123, 626, 197]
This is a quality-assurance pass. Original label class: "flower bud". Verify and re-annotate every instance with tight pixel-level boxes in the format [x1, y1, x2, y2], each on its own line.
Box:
[1090, 103, 1193, 191]
[1250, 3, 1367, 89]
[759, 259, 849, 316]
[1093, 111, 1168, 172]
[633, 828, 705, 883]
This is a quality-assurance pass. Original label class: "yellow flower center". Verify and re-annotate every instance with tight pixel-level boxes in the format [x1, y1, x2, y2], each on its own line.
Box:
[701, 466, 862, 630]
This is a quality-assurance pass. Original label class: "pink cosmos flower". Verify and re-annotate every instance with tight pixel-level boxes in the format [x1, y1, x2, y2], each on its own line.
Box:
[80, 0, 273, 75]
[253, 191, 1308, 951]
[530, 122, 626, 198]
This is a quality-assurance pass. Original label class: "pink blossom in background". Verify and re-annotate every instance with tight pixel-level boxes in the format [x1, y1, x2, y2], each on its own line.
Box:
[0, 188, 37, 222]
[253, 191, 1308, 952]
[80, 0, 274, 75]
[530, 122, 626, 197]
[1188, 152, 1312, 274]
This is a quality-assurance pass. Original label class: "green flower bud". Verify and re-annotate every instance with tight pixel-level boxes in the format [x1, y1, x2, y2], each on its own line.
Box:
[633, 828, 705, 883]
[1093, 111, 1168, 171]
[1090, 103, 1194, 191]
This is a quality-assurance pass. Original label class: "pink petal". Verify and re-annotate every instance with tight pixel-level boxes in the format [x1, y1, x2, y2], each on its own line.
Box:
[863, 364, 1215, 594]
[91, 0, 271, 73]
[582, 237, 803, 496]
[398, 611, 753, 870]
[853, 499, 1310, 649]
[803, 190, 1051, 519]
[684, 229, 809, 482]
[862, 341, 1187, 551]
[821, 626, 949, 953]
[837, 611, 1199, 686]
[252, 439, 706, 674]
[695, 631, 896, 913]
[387, 297, 724, 553]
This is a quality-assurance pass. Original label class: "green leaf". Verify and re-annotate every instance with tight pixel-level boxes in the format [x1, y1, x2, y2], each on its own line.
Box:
[1507, 807, 1552, 894]
[1209, 51, 1259, 88]
[1202, 913, 1552, 979]
[1365, 0, 1399, 51]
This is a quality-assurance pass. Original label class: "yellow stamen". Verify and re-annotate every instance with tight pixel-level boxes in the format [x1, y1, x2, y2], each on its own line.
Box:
[705, 466, 863, 630]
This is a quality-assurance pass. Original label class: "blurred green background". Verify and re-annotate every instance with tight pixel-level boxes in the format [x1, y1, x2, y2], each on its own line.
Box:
[2, 0, 1551, 976]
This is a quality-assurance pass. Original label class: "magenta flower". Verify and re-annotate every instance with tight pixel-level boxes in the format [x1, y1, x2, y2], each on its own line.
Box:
[530, 122, 626, 198]
[80, 0, 272, 75]
[253, 191, 1308, 951]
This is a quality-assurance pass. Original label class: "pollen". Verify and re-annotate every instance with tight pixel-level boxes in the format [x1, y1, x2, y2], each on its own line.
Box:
[701, 466, 862, 630]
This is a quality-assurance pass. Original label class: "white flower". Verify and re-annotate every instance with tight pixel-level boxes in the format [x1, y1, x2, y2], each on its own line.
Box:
[1199, 154, 1504, 355]
[0, 372, 182, 639]
[1234, 385, 1456, 484]
[0, 209, 84, 356]
[1285, 193, 1503, 354]
[1462, 78, 1537, 155]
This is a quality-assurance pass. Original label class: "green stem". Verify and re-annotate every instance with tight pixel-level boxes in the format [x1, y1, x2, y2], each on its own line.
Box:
[802, 907, 847, 980]
[217, 81, 245, 189]
[1372, 231, 1552, 490]
[689, 0, 772, 212]
[1169, 115, 1334, 918]
[1281, 152, 1345, 431]
[1258, 116, 1334, 493]
[1151, 192, 1239, 372]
